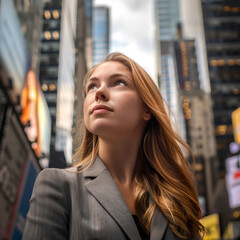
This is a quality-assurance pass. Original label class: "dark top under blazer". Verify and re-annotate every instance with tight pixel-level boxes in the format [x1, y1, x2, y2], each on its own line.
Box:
[23, 156, 181, 240]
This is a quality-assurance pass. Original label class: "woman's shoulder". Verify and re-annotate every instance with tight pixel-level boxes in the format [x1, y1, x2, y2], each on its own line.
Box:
[35, 167, 83, 188]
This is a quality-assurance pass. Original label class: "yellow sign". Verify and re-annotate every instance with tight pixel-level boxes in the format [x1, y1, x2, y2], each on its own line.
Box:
[200, 214, 220, 240]
[232, 108, 240, 144]
[223, 222, 233, 239]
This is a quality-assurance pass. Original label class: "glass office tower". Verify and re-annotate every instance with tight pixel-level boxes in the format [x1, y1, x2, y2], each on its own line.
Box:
[92, 6, 109, 65]
[201, 0, 240, 176]
[155, 0, 186, 141]
[156, 0, 180, 41]
[12, 0, 43, 75]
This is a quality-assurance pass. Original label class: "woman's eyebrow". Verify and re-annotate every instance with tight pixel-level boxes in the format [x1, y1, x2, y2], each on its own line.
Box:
[87, 76, 99, 83]
[87, 73, 132, 83]
[110, 73, 128, 78]
[110, 73, 131, 80]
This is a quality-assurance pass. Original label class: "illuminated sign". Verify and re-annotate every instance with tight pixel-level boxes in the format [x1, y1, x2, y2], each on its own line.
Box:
[200, 214, 221, 240]
[20, 70, 51, 157]
[226, 155, 240, 209]
[182, 96, 191, 120]
[21, 71, 38, 145]
[232, 108, 240, 144]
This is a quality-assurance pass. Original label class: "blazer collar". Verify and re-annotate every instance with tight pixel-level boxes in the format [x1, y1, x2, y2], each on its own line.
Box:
[83, 156, 168, 240]
[83, 156, 141, 240]
[150, 205, 168, 240]
[82, 155, 106, 177]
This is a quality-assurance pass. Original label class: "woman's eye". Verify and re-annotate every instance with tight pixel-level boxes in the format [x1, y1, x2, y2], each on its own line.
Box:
[115, 80, 126, 86]
[87, 84, 97, 92]
[90, 85, 97, 89]
[90, 84, 98, 90]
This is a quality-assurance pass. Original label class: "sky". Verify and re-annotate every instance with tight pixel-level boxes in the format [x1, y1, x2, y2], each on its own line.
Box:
[94, 0, 157, 83]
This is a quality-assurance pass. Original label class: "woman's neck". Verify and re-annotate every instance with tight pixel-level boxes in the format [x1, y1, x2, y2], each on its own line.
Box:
[98, 136, 141, 186]
[98, 135, 143, 215]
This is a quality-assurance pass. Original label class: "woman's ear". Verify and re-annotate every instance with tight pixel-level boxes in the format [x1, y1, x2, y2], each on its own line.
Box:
[143, 106, 152, 121]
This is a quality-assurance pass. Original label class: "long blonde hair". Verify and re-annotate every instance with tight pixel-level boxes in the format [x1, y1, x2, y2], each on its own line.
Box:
[73, 52, 204, 239]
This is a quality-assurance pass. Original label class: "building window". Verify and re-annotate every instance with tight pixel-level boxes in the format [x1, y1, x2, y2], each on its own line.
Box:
[52, 31, 59, 40]
[53, 10, 60, 19]
[45, 93, 57, 102]
[49, 83, 56, 91]
[233, 88, 239, 95]
[49, 107, 56, 116]
[44, 31, 51, 40]
[42, 83, 48, 91]
[210, 60, 218, 67]
[44, 10, 51, 19]
[228, 59, 235, 65]
[215, 124, 234, 136]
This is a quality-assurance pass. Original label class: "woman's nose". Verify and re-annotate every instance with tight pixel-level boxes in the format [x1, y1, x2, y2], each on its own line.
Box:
[95, 85, 109, 102]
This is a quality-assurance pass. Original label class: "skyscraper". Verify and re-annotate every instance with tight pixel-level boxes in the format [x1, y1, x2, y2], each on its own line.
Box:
[40, 0, 77, 163]
[72, 0, 93, 153]
[12, 0, 43, 76]
[155, 0, 218, 213]
[155, 0, 186, 141]
[180, 0, 240, 225]
[201, 1, 240, 176]
[156, 0, 180, 41]
[92, 6, 110, 65]
[173, 39, 217, 213]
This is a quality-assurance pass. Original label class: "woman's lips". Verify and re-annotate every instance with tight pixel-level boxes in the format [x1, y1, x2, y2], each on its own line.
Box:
[91, 105, 113, 114]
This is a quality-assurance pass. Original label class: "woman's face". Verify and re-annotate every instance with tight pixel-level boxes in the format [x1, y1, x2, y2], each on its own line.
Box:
[83, 61, 151, 139]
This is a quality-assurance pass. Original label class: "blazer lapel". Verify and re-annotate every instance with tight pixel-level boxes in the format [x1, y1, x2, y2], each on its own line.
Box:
[83, 157, 141, 240]
[150, 206, 168, 240]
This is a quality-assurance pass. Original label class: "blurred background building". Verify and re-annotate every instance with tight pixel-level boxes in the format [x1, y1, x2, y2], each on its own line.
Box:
[155, 0, 186, 143]
[92, 6, 110, 65]
[39, 0, 78, 165]
[172, 39, 217, 214]
[201, 0, 240, 178]
[0, 0, 90, 238]
[13, 0, 43, 76]
[73, 0, 93, 154]
[156, 0, 240, 236]
[155, 0, 217, 215]
[0, 0, 47, 238]
[200, 1, 240, 237]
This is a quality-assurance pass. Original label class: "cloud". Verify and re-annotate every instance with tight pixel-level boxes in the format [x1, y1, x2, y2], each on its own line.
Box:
[94, 0, 156, 83]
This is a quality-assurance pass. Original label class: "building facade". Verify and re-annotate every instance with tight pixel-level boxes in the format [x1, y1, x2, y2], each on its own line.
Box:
[40, 0, 78, 163]
[0, 0, 44, 238]
[72, 0, 93, 153]
[182, 90, 217, 213]
[12, 0, 43, 75]
[92, 6, 110, 65]
[40, 0, 62, 150]
[201, 0, 240, 177]
[156, 0, 216, 213]
[155, 0, 180, 41]
[155, 0, 186, 141]
[161, 50, 186, 142]
[173, 39, 217, 212]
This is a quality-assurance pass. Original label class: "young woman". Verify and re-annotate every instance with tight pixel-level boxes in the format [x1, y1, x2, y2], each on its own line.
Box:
[23, 53, 204, 240]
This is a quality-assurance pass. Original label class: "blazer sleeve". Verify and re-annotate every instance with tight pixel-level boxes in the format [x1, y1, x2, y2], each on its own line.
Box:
[22, 168, 69, 240]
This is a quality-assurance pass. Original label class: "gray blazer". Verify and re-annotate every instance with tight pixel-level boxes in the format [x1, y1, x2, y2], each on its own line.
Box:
[23, 157, 180, 240]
